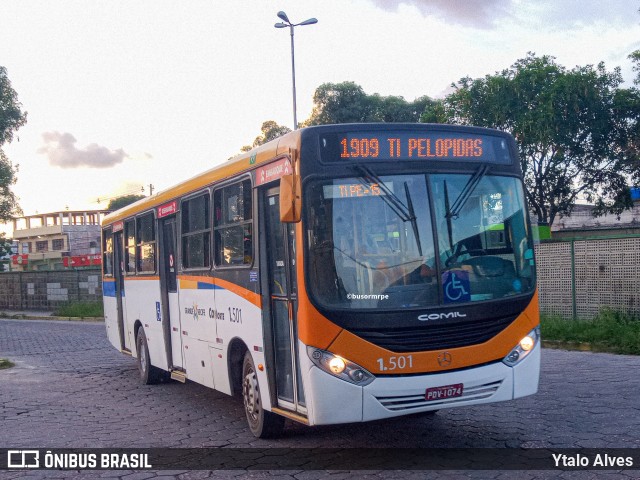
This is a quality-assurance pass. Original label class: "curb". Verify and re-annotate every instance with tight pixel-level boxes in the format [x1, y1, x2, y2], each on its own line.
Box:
[0, 313, 104, 322]
[542, 339, 625, 354]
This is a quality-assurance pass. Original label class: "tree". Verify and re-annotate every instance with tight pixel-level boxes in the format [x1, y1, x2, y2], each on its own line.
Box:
[422, 53, 640, 227]
[0, 232, 13, 272]
[239, 120, 292, 153]
[304, 81, 434, 126]
[108, 194, 145, 211]
[0, 66, 27, 222]
[252, 120, 292, 148]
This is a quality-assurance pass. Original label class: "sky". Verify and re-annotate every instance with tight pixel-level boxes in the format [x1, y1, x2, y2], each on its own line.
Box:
[0, 0, 639, 237]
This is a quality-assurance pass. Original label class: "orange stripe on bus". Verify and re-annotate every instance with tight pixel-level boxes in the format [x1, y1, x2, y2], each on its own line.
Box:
[176, 275, 261, 309]
[214, 278, 261, 309]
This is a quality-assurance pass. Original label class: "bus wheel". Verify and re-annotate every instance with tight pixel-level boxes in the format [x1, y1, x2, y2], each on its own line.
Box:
[136, 328, 161, 385]
[242, 352, 284, 438]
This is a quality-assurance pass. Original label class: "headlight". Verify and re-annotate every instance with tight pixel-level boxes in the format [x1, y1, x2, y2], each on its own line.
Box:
[307, 346, 375, 386]
[503, 326, 540, 367]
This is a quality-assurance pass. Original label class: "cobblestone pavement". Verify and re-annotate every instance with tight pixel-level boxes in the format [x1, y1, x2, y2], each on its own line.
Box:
[1, 318, 639, 480]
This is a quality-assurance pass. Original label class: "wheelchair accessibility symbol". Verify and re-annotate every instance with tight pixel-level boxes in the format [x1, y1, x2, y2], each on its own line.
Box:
[442, 270, 471, 303]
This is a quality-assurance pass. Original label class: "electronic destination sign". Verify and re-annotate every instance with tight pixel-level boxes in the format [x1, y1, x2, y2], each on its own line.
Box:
[319, 131, 512, 164]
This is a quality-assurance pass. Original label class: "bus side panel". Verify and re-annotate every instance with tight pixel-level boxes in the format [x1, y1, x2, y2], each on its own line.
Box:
[125, 277, 169, 371]
[103, 279, 121, 351]
[178, 276, 217, 389]
[213, 278, 268, 406]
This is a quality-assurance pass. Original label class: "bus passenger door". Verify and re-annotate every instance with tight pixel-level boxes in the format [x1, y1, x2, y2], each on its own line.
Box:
[263, 188, 306, 414]
[113, 231, 130, 351]
[158, 216, 183, 370]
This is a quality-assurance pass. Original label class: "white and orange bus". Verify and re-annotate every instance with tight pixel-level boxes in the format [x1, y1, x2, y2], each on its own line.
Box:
[102, 123, 540, 438]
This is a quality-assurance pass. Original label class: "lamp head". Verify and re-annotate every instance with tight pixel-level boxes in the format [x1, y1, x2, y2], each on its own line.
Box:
[277, 11, 290, 23]
[298, 18, 318, 26]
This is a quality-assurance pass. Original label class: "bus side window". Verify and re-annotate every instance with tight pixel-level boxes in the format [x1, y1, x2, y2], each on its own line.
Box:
[181, 192, 211, 269]
[214, 179, 253, 267]
[103, 231, 114, 276]
[124, 219, 136, 273]
[136, 212, 156, 273]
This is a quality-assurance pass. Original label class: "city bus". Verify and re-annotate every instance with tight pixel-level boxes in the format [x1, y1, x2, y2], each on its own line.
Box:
[101, 123, 540, 438]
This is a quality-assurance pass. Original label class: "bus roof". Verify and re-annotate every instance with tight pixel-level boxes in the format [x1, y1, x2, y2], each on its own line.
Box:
[102, 128, 303, 226]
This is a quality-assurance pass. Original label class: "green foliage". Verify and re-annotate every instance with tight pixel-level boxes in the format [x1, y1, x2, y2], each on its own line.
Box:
[107, 194, 145, 211]
[54, 301, 104, 318]
[0, 66, 26, 222]
[0, 232, 13, 272]
[0, 66, 27, 145]
[0, 146, 21, 222]
[630, 49, 640, 85]
[541, 309, 640, 355]
[0, 358, 15, 369]
[251, 120, 292, 148]
[304, 81, 434, 126]
[422, 53, 640, 227]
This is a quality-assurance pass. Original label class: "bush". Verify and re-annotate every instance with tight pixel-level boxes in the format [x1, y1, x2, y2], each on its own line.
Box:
[541, 309, 640, 355]
[54, 302, 104, 318]
[0, 359, 15, 369]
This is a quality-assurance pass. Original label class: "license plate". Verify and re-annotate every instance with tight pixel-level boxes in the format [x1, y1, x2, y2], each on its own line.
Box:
[425, 383, 463, 401]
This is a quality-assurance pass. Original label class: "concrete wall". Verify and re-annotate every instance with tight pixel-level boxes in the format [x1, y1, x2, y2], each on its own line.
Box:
[0, 269, 102, 310]
[536, 235, 640, 319]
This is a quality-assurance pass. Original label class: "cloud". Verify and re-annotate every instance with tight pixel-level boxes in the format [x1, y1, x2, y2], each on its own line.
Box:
[37, 131, 129, 169]
[365, 0, 638, 29]
[366, 0, 514, 29]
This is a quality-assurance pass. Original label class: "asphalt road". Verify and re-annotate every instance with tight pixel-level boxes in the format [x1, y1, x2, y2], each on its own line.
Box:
[1, 318, 639, 479]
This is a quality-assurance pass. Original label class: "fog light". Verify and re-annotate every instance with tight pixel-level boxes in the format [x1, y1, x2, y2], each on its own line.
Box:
[329, 357, 346, 374]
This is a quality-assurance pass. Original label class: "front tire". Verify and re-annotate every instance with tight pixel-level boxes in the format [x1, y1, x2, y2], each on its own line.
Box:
[242, 352, 284, 438]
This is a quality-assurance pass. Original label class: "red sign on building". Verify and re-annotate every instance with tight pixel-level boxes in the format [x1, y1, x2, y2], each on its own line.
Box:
[11, 254, 29, 265]
[63, 254, 102, 268]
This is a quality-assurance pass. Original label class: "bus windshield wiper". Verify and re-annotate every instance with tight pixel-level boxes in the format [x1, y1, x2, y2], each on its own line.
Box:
[446, 164, 489, 219]
[354, 165, 423, 256]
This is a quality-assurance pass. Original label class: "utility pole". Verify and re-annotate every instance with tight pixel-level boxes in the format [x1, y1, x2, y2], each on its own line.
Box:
[148, 184, 154, 196]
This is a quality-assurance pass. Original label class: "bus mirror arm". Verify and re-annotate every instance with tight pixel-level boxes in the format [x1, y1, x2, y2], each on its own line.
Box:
[280, 173, 302, 223]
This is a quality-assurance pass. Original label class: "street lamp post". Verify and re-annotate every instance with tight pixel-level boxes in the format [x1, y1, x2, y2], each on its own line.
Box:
[275, 11, 317, 130]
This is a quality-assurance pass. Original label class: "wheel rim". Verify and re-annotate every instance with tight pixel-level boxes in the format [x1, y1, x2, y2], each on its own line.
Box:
[139, 338, 147, 374]
[243, 366, 260, 424]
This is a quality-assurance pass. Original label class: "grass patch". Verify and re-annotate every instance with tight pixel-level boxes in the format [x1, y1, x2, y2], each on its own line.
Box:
[0, 358, 15, 369]
[541, 309, 640, 355]
[54, 301, 104, 318]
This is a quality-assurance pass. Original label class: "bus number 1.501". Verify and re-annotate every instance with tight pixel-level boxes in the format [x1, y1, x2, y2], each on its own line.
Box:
[377, 355, 413, 372]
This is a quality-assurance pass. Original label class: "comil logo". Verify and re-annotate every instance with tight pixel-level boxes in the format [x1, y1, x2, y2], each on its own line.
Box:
[8, 450, 40, 468]
[418, 311, 467, 322]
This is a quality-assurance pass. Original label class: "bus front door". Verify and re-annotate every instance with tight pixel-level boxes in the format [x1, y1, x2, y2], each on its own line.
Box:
[263, 188, 306, 415]
[158, 216, 183, 370]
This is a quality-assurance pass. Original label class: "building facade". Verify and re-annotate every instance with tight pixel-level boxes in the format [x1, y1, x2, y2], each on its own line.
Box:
[10, 210, 109, 271]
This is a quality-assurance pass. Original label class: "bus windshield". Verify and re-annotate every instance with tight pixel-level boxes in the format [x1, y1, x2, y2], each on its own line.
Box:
[306, 173, 535, 310]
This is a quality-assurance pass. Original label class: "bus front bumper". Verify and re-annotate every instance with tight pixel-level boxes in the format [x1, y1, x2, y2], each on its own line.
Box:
[303, 342, 540, 426]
